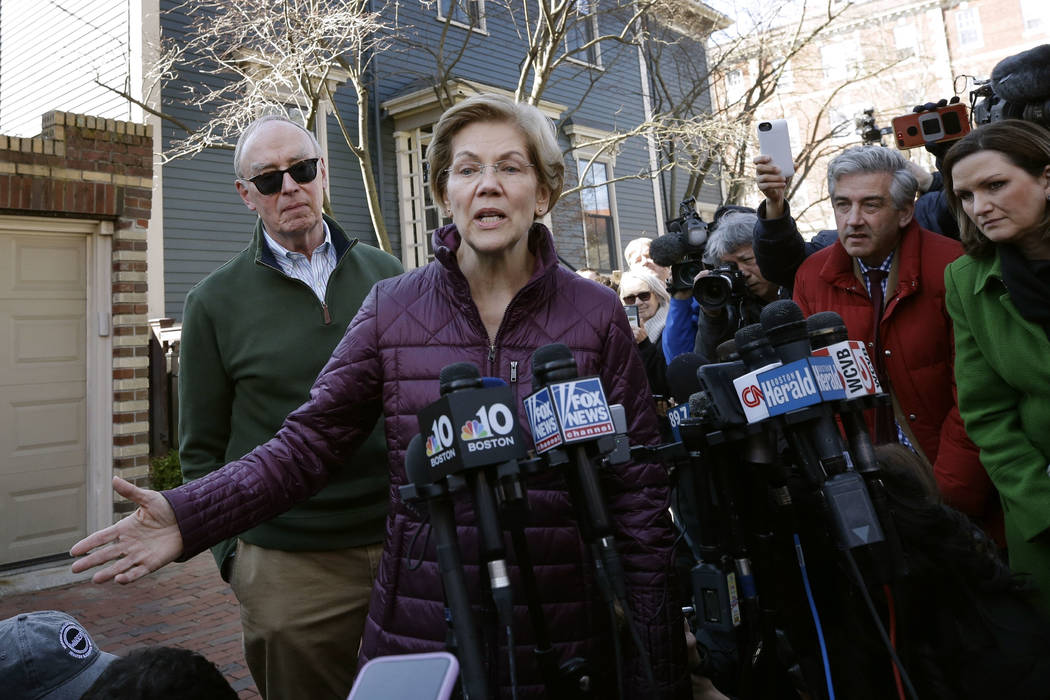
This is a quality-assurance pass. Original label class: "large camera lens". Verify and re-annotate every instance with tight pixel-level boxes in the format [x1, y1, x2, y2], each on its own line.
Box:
[694, 274, 732, 310]
[674, 260, 704, 293]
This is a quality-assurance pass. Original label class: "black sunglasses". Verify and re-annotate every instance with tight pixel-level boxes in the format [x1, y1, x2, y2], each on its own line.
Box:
[621, 291, 652, 305]
[243, 158, 320, 195]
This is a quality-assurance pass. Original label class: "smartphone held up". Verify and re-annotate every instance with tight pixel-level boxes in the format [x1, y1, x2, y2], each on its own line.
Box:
[757, 119, 795, 177]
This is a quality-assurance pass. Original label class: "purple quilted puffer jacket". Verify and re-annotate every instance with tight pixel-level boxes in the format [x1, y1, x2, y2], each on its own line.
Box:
[166, 223, 689, 698]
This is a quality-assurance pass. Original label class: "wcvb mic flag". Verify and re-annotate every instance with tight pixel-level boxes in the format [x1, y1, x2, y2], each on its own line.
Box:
[811, 340, 882, 398]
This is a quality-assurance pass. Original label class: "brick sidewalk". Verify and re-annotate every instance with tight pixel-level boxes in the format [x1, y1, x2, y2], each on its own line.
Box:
[0, 553, 259, 698]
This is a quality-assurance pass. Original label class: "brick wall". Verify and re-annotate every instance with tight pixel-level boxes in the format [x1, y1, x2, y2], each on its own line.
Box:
[0, 111, 153, 514]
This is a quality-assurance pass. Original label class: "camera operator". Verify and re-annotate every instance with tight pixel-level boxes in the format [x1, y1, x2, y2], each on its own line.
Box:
[692, 211, 783, 363]
[662, 205, 762, 363]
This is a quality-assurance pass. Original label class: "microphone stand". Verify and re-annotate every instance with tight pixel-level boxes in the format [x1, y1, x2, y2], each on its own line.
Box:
[400, 472, 489, 699]
[499, 456, 595, 699]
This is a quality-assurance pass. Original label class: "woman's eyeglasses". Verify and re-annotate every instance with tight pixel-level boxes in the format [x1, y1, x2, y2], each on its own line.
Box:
[621, 291, 651, 305]
[445, 159, 535, 182]
[242, 158, 320, 195]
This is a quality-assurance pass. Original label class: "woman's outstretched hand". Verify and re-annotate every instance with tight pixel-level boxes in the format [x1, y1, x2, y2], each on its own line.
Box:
[70, 476, 184, 584]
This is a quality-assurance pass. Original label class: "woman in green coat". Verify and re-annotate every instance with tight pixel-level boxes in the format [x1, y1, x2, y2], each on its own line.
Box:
[942, 119, 1050, 611]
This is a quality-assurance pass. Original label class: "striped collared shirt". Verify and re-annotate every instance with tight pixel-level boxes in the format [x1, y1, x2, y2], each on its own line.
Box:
[263, 221, 338, 302]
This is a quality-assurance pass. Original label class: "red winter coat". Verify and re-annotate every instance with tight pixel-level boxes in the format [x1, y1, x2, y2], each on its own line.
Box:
[166, 223, 689, 698]
[793, 221, 1002, 541]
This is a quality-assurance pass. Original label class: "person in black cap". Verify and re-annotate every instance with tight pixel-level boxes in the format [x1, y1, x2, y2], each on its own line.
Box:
[0, 610, 117, 699]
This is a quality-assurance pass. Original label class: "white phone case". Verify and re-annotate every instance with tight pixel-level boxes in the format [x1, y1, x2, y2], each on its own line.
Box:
[757, 119, 795, 178]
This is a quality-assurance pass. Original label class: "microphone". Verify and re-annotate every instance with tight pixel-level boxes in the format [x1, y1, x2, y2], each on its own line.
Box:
[759, 301, 848, 470]
[649, 233, 686, 268]
[401, 434, 489, 700]
[427, 362, 526, 646]
[731, 324, 781, 425]
[991, 44, 1050, 103]
[807, 312, 882, 401]
[806, 312, 882, 474]
[528, 343, 655, 688]
[807, 313, 908, 580]
[666, 353, 703, 441]
[760, 301, 886, 552]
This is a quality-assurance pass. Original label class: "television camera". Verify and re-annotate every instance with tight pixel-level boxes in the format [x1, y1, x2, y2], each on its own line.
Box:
[970, 44, 1050, 128]
[651, 197, 709, 294]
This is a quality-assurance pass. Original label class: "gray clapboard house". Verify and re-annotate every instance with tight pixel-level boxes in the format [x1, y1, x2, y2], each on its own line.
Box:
[2, 0, 727, 320]
[0, 0, 725, 570]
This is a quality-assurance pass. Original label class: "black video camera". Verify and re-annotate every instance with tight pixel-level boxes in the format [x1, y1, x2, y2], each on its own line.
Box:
[653, 197, 709, 294]
[855, 108, 892, 146]
[694, 262, 747, 311]
[971, 44, 1050, 128]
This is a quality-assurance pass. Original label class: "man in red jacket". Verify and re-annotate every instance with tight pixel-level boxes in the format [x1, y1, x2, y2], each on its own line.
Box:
[790, 146, 1001, 542]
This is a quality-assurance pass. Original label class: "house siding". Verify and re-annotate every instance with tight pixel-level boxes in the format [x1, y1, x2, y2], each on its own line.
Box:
[0, 1, 136, 136]
[153, 1, 670, 301]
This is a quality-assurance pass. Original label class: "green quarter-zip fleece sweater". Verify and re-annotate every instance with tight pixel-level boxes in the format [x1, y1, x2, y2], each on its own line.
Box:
[178, 214, 403, 580]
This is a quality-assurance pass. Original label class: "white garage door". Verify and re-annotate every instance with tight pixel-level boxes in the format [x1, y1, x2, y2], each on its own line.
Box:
[0, 226, 89, 565]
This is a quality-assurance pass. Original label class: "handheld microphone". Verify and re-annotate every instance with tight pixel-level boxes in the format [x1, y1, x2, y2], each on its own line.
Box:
[806, 312, 881, 474]
[759, 301, 849, 472]
[807, 312, 882, 401]
[760, 301, 885, 551]
[401, 434, 489, 700]
[731, 324, 781, 425]
[429, 363, 524, 644]
[807, 313, 908, 580]
[528, 343, 656, 689]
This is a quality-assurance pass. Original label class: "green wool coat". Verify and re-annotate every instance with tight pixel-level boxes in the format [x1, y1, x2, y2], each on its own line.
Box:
[945, 251, 1050, 610]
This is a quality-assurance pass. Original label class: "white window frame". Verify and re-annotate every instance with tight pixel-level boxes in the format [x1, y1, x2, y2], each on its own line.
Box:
[392, 127, 445, 270]
[955, 7, 983, 49]
[436, 0, 487, 33]
[568, 123, 621, 271]
[565, 0, 601, 67]
[894, 23, 918, 60]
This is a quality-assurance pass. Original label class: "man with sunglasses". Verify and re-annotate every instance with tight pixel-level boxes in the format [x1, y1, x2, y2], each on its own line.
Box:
[177, 114, 403, 700]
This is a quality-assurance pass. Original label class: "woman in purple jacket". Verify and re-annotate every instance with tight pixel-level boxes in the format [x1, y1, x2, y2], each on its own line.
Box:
[71, 94, 689, 698]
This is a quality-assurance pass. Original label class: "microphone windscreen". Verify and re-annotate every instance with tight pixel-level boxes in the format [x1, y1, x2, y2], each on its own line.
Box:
[404, 434, 430, 486]
[688, 391, 711, 418]
[666, 352, 704, 404]
[760, 299, 808, 347]
[439, 361, 481, 395]
[649, 234, 685, 268]
[991, 44, 1050, 103]
[734, 323, 777, 371]
[531, 343, 578, 389]
[806, 311, 849, 349]
[715, 339, 738, 362]
[480, 376, 508, 388]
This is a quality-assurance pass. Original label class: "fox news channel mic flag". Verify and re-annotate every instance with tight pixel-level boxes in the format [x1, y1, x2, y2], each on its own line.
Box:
[417, 382, 528, 480]
[523, 377, 617, 454]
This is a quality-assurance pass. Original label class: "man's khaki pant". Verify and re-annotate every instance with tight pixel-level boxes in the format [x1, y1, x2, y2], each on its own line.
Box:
[229, 540, 384, 700]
